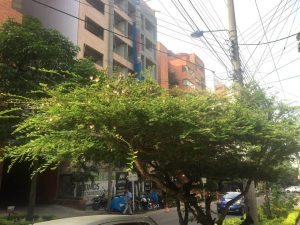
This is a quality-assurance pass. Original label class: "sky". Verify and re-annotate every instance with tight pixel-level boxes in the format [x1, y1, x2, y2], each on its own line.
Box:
[146, 0, 300, 105]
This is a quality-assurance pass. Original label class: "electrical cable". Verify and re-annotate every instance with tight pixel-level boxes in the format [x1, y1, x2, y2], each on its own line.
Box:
[242, 0, 285, 77]
[239, 0, 290, 42]
[239, 32, 299, 45]
[242, 2, 299, 45]
[157, 0, 230, 78]
[30, 0, 217, 73]
[275, 0, 300, 65]
[186, 0, 232, 63]
[258, 57, 300, 82]
[254, 0, 285, 98]
[260, 73, 300, 85]
[169, 0, 231, 75]
[252, 0, 297, 80]
[193, 0, 254, 82]
[173, 0, 231, 75]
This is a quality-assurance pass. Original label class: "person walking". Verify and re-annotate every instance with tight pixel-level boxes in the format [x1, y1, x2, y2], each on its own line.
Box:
[123, 189, 133, 215]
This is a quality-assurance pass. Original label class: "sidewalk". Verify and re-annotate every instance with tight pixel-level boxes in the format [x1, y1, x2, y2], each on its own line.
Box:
[0, 204, 104, 219]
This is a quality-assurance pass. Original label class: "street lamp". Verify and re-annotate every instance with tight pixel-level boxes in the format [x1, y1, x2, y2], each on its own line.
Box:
[190, 29, 228, 38]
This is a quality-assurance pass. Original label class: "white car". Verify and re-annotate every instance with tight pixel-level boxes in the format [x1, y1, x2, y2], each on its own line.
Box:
[285, 186, 300, 193]
[34, 215, 158, 225]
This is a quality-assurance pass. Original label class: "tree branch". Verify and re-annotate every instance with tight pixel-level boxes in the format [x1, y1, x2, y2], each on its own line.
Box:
[216, 179, 252, 225]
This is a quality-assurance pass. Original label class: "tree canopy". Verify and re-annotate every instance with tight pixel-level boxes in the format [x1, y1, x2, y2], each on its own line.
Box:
[0, 16, 99, 141]
[3, 73, 300, 224]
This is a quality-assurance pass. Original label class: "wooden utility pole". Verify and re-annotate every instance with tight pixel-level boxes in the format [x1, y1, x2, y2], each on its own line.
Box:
[228, 0, 258, 224]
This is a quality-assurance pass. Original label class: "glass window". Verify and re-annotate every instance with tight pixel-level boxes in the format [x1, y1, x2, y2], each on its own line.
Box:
[84, 44, 103, 66]
[85, 17, 104, 39]
[12, 0, 22, 11]
[87, 0, 105, 14]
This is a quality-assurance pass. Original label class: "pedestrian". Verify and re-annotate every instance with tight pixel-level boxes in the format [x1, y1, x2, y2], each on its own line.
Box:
[123, 189, 133, 215]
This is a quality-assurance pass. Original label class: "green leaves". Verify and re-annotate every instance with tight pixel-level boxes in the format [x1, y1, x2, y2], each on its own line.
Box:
[2, 72, 300, 184]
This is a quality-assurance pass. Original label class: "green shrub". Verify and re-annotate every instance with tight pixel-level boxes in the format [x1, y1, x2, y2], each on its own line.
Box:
[282, 211, 299, 225]
[261, 186, 298, 219]
[222, 217, 241, 225]
[260, 217, 284, 225]
[0, 218, 30, 225]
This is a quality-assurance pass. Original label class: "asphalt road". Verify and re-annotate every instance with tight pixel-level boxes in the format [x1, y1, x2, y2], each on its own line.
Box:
[145, 203, 243, 225]
[146, 196, 265, 225]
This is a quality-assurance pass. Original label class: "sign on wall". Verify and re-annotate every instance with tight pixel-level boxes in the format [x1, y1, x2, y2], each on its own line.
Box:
[115, 172, 128, 196]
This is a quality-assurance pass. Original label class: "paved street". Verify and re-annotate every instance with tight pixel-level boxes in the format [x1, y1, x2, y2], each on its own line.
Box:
[146, 203, 243, 225]
[146, 208, 199, 225]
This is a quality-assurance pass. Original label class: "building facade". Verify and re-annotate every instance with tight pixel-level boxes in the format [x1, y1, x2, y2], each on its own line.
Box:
[22, 0, 157, 79]
[0, 0, 22, 23]
[157, 42, 206, 91]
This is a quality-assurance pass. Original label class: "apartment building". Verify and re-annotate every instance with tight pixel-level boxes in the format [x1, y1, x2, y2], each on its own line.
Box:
[157, 42, 206, 91]
[22, 0, 157, 78]
[0, 0, 22, 23]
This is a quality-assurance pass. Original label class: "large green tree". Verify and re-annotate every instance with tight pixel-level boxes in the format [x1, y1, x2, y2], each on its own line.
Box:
[0, 16, 99, 220]
[3, 75, 299, 225]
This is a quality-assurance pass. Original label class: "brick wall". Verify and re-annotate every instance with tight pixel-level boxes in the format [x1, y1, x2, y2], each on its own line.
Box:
[0, 0, 22, 24]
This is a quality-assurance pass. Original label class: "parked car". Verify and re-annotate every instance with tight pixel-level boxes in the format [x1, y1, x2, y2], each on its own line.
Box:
[217, 192, 245, 214]
[34, 215, 158, 225]
[285, 186, 300, 193]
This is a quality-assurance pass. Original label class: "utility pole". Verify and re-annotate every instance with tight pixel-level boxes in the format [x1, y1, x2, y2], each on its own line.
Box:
[106, 0, 114, 212]
[228, 1, 258, 224]
[228, 0, 243, 86]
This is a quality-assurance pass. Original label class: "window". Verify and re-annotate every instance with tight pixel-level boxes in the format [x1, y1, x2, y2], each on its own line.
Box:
[183, 79, 195, 89]
[12, 0, 22, 11]
[85, 17, 104, 39]
[84, 44, 103, 66]
[86, 0, 105, 14]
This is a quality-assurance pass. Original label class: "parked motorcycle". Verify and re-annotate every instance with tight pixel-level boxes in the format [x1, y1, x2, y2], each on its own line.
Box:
[92, 193, 107, 210]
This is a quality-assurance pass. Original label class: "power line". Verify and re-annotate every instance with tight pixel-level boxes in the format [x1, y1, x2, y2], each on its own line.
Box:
[252, 0, 298, 80]
[242, 0, 285, 78]
[239, 0, 292, 42]
[30, 0, 217, 74]
[260, 73, 300, 85]
[157, 31, 225, 55]
[174, 0, 232, 73]
[186, 0, 232, 63]
[254, 0, 285, 98]
[242, 2, 300, 47]
[169, 0, 231, 74]
[258, 57, 300, 82]
[156, 0, 230, 80]
[239, 32, 299, 45]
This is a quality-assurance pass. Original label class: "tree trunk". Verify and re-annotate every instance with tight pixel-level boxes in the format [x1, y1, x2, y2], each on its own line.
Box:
[264, 182, 272, 219]
[189, 197, 215, 225]
[0, 161, 3, 193]
[244, 181, 259, 225]
[26, 170, 38, 221]
[0, 143, 4, 193]
[176, 200, 189, 225]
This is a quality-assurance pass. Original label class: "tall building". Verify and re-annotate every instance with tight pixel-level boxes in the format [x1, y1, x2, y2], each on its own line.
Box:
[22, 0, 157, 79]
[0, 0, 22, 23]
[157, 42, 206, 90]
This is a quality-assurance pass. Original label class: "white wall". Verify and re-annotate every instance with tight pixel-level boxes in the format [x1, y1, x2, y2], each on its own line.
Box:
[22, 0, 79, 44]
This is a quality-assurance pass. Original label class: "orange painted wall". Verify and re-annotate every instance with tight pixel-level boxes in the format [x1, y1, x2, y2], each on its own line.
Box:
[168, 53, 205, 91]
[0, 0, 22, 24]
[156, 42, 169, 89]
[157, 42, 206, 91]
